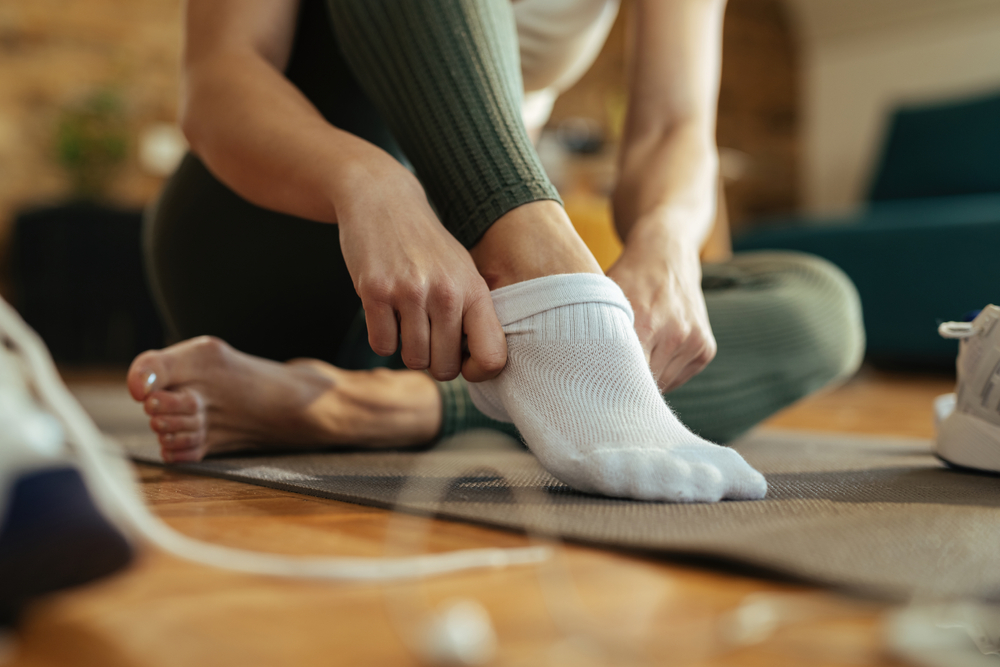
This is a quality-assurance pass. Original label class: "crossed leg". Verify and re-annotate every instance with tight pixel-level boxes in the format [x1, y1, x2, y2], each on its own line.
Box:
[132, 0, 773, 501]
[127, 199, 597, 463]
[129, 199, 770, 502]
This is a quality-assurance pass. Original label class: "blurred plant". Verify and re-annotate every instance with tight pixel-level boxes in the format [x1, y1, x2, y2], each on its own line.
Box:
[55, 89, 128, 201]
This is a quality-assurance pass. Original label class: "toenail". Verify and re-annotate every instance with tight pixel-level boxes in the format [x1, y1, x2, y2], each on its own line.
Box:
[148, 398, 160, 411]
[143, 371, 157, 395]
[163, 433, 174, 443]
[152, 417, 165, 430]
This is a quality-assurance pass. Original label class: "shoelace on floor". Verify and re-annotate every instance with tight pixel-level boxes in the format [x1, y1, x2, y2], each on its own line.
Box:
[0, 296, 549, 582]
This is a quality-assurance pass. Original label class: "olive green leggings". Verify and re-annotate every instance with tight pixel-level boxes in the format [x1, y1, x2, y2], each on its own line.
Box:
[145, 0, 865, 445]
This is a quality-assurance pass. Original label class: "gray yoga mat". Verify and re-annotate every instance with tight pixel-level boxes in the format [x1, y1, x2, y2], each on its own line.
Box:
[73, 384, 1000, 601]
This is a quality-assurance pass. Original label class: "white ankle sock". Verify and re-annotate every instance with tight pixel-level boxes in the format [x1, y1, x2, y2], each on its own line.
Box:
[468, 274, 767, 502]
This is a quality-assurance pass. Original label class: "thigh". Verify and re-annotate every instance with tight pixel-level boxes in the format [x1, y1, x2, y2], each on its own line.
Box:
[666, 251, 865, 443]
[145, 153, 360, 364]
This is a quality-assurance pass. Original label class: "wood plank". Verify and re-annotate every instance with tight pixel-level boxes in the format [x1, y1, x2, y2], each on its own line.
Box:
[8, 369, 951, 666]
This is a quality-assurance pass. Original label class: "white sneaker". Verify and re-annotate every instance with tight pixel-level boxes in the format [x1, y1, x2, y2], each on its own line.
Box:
[0, 305, 132, 625]
[934, 305, 1000, 472]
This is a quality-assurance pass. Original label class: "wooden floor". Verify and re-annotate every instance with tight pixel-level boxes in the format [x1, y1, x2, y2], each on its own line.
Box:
[8, 367, 956, 667]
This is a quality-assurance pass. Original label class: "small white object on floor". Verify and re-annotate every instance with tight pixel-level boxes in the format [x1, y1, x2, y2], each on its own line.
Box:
[420, 598, 497, 667]
[885, 601, 1000, 667]
[935, 305, 1000, 472]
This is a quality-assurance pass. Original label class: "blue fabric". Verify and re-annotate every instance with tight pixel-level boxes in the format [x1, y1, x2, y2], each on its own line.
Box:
[734, 90, 1000, 365]
[0, 467, 132, 626]
[868, 92, 1000, 201]
[734, 217, 1000, 363]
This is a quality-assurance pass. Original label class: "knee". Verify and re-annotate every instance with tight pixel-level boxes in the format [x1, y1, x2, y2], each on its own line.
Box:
[767, 251, 866, 391]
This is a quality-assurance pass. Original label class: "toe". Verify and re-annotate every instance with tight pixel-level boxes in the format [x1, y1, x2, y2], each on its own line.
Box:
[714, 447, 768, 500]
[158, 430, 206, 462]
[728, 467, 768, 500]
[150, 414, 202, 434]
[129, 336, 230, 401]
[145, 389, 201, 416]
[128, 349, 167, 400]
[161, 443, 206, 463]
[687, 461, 727, 503]
[159, 430, 203, 449]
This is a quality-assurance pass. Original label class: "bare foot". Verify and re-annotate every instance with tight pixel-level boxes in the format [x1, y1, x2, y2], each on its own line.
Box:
[126, 336, 442, 462]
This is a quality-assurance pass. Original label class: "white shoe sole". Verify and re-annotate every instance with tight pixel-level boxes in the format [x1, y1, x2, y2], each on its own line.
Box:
[936, 409, 1000, 473]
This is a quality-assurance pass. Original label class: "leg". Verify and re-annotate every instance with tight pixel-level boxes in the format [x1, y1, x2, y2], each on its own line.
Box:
[127, 336, 442, 462]
[131, 0, 534, 461]
[326, 0, 765, 501]
[667, 251, 866, 442]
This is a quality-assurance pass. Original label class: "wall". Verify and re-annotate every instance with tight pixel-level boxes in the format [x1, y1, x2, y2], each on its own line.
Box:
[0, 0, 183, 296]
[0, 0, 802, 296]
[786, 0, 1000, 213]
[549, 0, 801, 231]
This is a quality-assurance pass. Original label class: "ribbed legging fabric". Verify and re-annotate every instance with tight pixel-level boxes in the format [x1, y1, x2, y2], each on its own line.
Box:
[144, 0, 865, 446]
[327, 0, 560, 247]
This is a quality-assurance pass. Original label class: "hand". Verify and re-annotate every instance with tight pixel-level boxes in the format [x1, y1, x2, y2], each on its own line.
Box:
[606, 221, 716, 393]
[334, 153, 506, 382]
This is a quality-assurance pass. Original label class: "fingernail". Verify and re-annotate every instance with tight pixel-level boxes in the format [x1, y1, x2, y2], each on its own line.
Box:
[143, 371, 157, 396]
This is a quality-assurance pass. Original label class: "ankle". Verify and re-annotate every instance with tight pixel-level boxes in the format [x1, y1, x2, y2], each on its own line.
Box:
[469, 201, 602, 290]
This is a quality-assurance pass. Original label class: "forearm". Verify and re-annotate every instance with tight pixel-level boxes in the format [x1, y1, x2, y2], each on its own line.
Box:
[181, 0, 412, 226]
[611, 0, 726, 252]
[183, 52, 397, 224]
[613, 122, 718, 249]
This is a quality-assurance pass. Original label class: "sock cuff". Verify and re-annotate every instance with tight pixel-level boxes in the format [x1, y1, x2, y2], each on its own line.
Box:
[489, 273, 633, 326]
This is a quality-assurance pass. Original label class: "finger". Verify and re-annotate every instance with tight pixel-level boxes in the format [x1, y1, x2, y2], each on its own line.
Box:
[660, 359, 706, 394]
[650, 330, 701, 391]
[399, 305, 431, 370]
[364, 301, 399, 356]
[657, 341, 716, 393]
[461, 293, 507, 382]
[428, 298, 463, 382]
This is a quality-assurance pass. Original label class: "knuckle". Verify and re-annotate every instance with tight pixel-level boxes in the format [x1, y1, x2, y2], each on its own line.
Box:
[398, 281, 428, 305]
[464, 288, 492, 314]
[662, 330, 686, 351]
[192, 335, 229, 361]
[478, 350, 507, 374]
[430, 281, 460, 312]
[369, 331, 397, 356]
[359, 278, 394, 305]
